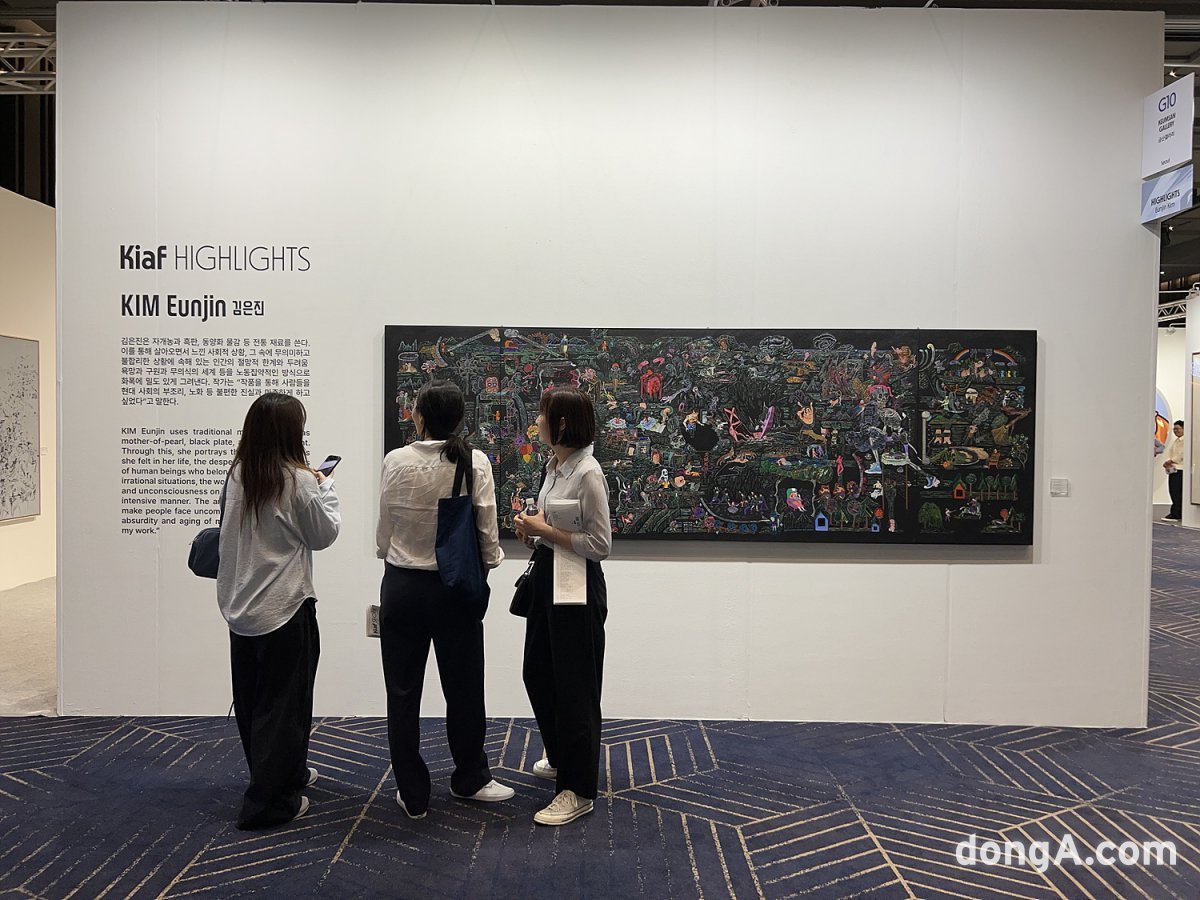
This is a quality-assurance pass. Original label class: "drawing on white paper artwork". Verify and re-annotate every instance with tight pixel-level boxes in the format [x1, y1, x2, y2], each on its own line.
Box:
[0, 335, 40, 521]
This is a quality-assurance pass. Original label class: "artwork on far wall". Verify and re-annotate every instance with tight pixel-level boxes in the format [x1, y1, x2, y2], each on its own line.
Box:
[1191, 353, 1200, 506]
[0, 335, 40, 522]
[384, 327, 1037, 546]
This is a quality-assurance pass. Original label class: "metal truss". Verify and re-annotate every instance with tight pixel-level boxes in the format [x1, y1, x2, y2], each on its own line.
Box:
[1159, 291, 1195, 325]
[1160, 300, 1188, 324]
[0, 32, 55, 96]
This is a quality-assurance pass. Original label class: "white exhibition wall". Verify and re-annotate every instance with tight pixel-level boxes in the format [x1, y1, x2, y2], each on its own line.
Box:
[1186, 295, 1200, 528]
[58, 2, 1160, 726]
[0, 188, 56, 592]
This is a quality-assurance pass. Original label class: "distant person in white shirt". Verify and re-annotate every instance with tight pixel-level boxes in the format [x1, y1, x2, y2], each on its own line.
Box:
[217, 392, 341, 829]
[515, 386, 612, 827]
[1164, 420, 1185, 522]
[375, 380, 512, 819]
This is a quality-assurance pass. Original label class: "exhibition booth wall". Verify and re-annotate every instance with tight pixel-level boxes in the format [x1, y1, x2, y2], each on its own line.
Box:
[1185, 294, 1200, 528]
[57, 2, 1159, 726]
[0, 188, 56, 592]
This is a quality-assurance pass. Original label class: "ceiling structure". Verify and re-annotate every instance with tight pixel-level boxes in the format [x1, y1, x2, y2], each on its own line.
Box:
[4, 0, 1200, 321]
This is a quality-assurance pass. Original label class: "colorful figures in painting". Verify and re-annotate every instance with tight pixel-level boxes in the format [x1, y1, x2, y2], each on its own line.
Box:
[383, 328, 1036, 545]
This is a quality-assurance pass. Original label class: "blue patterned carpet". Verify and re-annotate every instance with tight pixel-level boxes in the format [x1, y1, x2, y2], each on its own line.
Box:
[4, 525, 1200, 898]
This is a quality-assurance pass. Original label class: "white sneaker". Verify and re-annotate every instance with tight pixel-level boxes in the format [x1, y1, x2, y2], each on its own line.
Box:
[291, 796, 310, 822]
[306, 767, 319, 787]
[395, 790, 427, 820]
[451, 779, 515, 802]
[532, 756, 557, 780]
[534, 790, 593, 826]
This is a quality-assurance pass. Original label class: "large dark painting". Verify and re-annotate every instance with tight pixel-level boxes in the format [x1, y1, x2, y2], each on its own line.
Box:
[384, 327, 1036, 545]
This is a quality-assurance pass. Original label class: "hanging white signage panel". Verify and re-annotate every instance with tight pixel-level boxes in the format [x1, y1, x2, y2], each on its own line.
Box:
[1143, 73, 1194, 179]
[1141, 164, 1194, 223]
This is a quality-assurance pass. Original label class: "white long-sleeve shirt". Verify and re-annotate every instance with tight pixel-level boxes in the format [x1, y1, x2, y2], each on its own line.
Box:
[217, 464, 341, 637]
[376, 441, 504, 571]
[1167, 436, 1185, 471]
[536, 444, 612, 562]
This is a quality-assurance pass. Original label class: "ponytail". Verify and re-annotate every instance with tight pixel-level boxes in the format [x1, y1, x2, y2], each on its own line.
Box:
[442, 433, 471, 466]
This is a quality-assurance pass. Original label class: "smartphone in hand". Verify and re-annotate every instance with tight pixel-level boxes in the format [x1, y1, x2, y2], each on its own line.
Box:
[316, 455, 342, 477]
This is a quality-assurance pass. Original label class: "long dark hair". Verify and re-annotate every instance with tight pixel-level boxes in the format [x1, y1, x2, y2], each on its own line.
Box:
[416, 380, 471, 465]
[233, 392, 309, 523]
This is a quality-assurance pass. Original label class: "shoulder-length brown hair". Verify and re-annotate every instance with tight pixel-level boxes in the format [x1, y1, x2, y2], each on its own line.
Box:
[233, 392, 309, 523]
[539, 387, 596, 448]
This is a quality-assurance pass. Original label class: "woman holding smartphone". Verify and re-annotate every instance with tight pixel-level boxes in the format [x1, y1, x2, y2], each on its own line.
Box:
[514, 386, 612, 827]
[376, 380, 512, 819]
[217, 392, 341, 829]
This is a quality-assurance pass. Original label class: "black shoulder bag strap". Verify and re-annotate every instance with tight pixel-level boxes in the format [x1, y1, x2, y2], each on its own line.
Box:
[219, 466, 231, 525]
[452, 452, 475, 498]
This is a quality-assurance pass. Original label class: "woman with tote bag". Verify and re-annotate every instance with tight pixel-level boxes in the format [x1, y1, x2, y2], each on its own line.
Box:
[375, 380, 513, 819]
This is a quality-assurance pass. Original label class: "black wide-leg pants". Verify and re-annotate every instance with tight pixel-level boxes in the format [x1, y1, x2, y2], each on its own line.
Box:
[229, 597, 320, 830]
[522, 547, 607, 800]
[379, 564, 493, 815]
[1170, 469, 1183, 519]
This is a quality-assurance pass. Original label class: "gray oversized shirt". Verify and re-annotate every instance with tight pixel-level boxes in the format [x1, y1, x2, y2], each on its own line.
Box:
[217, 464, 341, 636]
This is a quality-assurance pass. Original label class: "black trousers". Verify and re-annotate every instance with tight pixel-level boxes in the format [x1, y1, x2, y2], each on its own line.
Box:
[379, 564, 493, 815]
[229, 598, 319, 830]
[522, 547, 607, 800]
[1169, 470, 1183, 519]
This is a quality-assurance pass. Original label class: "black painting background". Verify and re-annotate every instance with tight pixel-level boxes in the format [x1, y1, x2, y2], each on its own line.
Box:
[383, 327, 1036, 546]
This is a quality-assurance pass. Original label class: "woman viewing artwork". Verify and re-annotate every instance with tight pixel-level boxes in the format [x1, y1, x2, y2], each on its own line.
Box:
[217, 392, 341, 829]
[515, 386, 612, 826]
[376, 380, 513, 819]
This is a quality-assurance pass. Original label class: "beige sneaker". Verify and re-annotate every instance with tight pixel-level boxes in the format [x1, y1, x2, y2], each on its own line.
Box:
[395, 790, 427, 820]
[451, 779, 515, 802]
[534, 790, 593, 826]
[532, 756, 557, 780]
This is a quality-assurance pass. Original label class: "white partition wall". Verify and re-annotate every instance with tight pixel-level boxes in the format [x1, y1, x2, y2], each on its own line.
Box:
[0, 188, 56, 592]
[57, 2, 1160, 726]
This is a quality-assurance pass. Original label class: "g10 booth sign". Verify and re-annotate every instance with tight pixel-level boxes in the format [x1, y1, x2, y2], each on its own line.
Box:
[384, 327, 1037, 546]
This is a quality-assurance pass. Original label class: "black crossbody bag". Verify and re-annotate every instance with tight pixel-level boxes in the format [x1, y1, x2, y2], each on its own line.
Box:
[509, 459, 550, 617]
[188, 469, 229, 579]
[509, 555, 539, 617]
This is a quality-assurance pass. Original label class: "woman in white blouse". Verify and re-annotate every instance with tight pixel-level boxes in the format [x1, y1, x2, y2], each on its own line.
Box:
[514, 386, 612, 827]
[376, 380, 512, 819]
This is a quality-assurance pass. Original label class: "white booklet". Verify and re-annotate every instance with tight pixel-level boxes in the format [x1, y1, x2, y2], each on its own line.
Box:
[546, 499, 587, 605]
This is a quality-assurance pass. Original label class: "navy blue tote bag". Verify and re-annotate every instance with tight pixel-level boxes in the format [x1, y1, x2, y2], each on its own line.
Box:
[435, 455, 487, 602]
